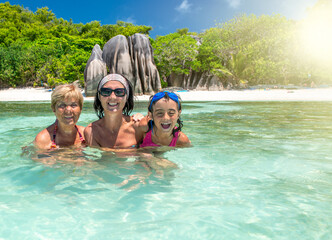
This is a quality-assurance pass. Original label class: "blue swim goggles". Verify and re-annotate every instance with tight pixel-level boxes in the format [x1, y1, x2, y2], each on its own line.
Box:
[148, 91, 180, 111]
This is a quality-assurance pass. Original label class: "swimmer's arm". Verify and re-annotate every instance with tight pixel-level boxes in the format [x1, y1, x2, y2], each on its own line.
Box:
[134, 115, 149, 145]
[176, 132, 192, 147]
[138, 153, 178, 170]
[137, 115, 149, 131]
[33, 129, 52, 150]
[83, 123, 94, 146]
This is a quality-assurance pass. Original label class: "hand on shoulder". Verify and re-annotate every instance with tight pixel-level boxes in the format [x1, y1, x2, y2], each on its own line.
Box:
[132, 112, 145, 122]
[132, 115, 149, 133]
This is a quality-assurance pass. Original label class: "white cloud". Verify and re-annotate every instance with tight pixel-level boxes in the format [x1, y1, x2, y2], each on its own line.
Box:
[125, 16, 136, 24]
[227, 0, 241, 9]
[176, 0, 192, 13]
[118, 16, 136, 24]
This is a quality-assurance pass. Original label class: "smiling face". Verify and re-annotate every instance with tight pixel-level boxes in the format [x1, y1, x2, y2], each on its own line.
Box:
[53, 97, 81, 126]
[99, 81, 127, 114]
[149, 98, 181, 133]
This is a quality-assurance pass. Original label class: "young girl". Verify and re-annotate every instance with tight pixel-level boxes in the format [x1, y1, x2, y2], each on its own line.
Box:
[139, 91, 191, 148]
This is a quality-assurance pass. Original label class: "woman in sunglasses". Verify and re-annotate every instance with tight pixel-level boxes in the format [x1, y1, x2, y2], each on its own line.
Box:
[84, 74, 145, 148]
[34, 84, 85, 149]
[139, 91, 191, 148]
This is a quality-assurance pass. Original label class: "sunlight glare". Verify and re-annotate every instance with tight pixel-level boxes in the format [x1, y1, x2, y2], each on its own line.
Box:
[299, 3, 332, 63]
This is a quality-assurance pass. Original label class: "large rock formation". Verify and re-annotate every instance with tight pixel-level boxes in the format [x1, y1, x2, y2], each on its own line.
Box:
[84, 33, 161, 96]
[102, 35, 134, 84]
[84, 44, 107, 96]
[128, 33, 161, 94]
[84, 34, 228, 95]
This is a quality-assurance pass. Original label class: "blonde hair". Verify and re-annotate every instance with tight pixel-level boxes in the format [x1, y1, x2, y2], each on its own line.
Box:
[51, 84, 84, 111]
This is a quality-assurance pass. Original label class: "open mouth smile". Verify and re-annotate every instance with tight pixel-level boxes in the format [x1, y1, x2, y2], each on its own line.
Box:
[108, 102, 119, 107]
[161, 123, 171, 129]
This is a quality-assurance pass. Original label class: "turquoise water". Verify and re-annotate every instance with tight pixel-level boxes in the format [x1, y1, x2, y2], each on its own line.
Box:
[0, 101, 331, 239]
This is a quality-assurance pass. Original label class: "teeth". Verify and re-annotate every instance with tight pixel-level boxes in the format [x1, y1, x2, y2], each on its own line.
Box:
[108, 103, 117, 106]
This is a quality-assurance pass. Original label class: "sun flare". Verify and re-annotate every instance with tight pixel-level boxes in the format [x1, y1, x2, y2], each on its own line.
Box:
[299, 1, 332, 63]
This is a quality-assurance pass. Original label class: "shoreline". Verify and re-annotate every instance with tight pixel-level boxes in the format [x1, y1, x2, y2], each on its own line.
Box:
[1, 87, 332, 102]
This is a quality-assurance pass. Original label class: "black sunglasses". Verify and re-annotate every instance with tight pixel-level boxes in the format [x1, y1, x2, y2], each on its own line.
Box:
[99, 88, 126, 97]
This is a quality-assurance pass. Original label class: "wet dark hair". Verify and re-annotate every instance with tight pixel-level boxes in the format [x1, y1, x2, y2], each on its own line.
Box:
[147, 91, 183, 136]
[93, 75, 134, 119]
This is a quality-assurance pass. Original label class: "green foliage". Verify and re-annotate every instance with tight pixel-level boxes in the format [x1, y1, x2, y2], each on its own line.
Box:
[201, 14, 298, 86]
[176, 28, 189, 35]
[153, 12, 331, 88]
[35, 7, 55, 23]
[1, 2, 331, 89]
[0, 2, 152, 88]
[152, 32, 199, 82]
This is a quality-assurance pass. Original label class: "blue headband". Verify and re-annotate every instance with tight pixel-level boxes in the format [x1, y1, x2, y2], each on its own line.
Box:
[148, 91, 180, 111]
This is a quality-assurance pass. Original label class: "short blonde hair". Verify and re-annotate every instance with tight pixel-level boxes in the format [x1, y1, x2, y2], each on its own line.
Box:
[51, 84, 84, 111]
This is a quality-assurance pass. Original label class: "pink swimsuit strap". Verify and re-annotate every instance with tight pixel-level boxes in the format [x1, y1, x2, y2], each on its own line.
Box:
[51, 121, 85, 148]
[140, 129, 179, 148]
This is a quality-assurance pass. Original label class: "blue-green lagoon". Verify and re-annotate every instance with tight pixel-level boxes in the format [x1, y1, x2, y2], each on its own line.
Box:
[0, 100, 331, 239]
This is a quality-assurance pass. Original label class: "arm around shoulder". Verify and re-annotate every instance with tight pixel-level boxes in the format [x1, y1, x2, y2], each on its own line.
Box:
[137, 115, 149, 131]
[176, 132, 191, 147]
[134, 116, 149, 144]
[83, 123, 93, 146]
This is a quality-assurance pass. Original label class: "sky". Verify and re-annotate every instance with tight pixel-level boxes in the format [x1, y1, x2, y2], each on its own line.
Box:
[8, 0, 318, 38]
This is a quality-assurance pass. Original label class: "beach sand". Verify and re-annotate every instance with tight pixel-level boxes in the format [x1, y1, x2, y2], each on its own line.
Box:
[0, 87, 332, 102]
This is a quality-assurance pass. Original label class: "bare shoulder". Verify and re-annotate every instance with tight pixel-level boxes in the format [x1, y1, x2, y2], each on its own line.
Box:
[84, 119, 105, 146]
[83, 122, 95, 145]
[84, 119, 101, 132]
[34, 127, 52, 149]
[176, 132, 191, 147]
[83, 123, 91, 135]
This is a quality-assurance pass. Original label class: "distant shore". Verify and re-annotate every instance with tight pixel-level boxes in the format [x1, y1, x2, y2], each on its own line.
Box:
[1, 87, 332, 102]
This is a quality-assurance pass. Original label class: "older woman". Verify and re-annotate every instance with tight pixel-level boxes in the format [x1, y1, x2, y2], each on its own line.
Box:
[34, 84, 85, 149]
[84, 73, 144, 148]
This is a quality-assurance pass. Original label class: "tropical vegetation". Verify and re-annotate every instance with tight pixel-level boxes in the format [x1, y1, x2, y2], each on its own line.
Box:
[0, 2, 151, 88]
[153, 0, 332, 88]
[0, 1, 331, 89]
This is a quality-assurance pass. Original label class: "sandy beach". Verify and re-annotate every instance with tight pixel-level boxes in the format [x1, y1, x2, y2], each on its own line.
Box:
[0, 87, 332, 102]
